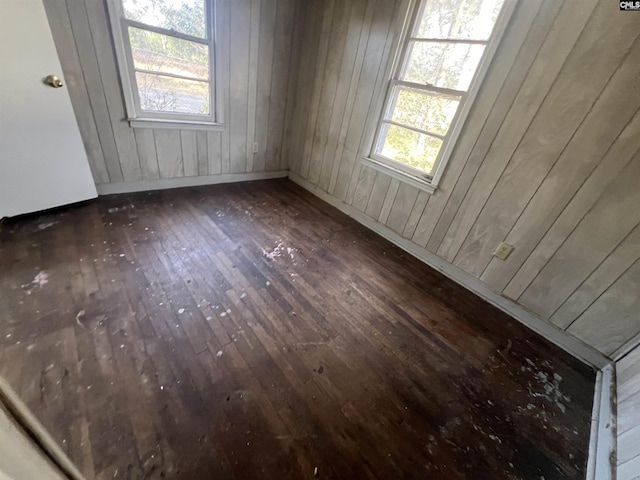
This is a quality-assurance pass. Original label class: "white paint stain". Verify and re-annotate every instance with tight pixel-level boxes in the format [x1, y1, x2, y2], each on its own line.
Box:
[262, 241, 298, 261]
[216, 350, 223, 357]
[521, 359, 571, 416]
[37, 221, 56, 230]
[75, 310, 86, 328]
[32, 271, 49, 288]
[178, 308, 185, 314]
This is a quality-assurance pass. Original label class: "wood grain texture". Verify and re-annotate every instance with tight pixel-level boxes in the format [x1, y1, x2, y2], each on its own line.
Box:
[180, 131, 198, 177]
[287, 0, 640, 357]
[134, 129, 159, 180]
[155, 130, 184, 179]
[452, 5, 640, 277]
[0, 179, 595, 480]
[333, 0, 398, 202]
[306, 0, 352, 186]
[479, 34, 640, 290]
[266, 0, 296, 172]
[413, 0, 550, 251]
[299, 0, 336, 180]
[46, 0, 296, 184]
[617, 346, 640, 479]
[196, 131, 208, 176]
[207, 131, 222, 175]
[328, 0, 376, 196]
[438, 0, 607, 267]
[43, 0, 109, 184]
[550, 222, 640, 330]
[318, 0, 367, 191]
[84, 0, 142, 182]
[565, 258, 640, 355]
[518, 154, 640, 321]
[217, 0, 232, 174]
[244, 0, 261, 173]
[386, 183, 418, 235]
[503, 107, 640, 301]
[345, 0, 405, 207]
[253, 0, 276, 173]
[64, 0, 123, 183]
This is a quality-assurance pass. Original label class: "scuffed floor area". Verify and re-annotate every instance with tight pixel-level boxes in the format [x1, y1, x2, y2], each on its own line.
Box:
[0, 179, 595, 479]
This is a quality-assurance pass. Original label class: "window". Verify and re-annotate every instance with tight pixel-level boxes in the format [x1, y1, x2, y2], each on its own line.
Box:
[371, 0, 513, 189]
[107, 0, 220, 128]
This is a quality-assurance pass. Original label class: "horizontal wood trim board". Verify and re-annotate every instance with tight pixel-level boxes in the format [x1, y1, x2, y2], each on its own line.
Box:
[96, 171, 289, 195]
[361, 157, 436, 194]
[289, 172, 610, 370]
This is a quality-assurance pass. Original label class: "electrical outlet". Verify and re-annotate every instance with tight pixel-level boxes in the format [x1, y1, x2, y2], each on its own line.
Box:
[493, 242, 514, 261]
[252, 142, 259, 154]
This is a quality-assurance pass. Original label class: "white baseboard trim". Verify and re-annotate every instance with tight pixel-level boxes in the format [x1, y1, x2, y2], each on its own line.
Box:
[96, 171, 289, 195]
[587, 364, 616, 480]
[290, 172, 616, 479]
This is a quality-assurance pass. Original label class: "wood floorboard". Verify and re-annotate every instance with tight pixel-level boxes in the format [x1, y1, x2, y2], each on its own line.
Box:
[0, 179, 595, 479]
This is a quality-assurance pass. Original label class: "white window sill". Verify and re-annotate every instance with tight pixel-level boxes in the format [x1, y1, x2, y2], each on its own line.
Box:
[128, 117, 225, 131]
[360, 157, 437, 195]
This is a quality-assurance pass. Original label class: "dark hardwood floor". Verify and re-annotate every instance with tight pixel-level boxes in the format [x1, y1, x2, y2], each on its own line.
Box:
[0, 179, 595, 480]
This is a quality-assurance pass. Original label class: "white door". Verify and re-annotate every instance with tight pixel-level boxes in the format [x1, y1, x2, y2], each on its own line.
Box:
[0, 403, 67, 480]
[0, 0, 97, 219]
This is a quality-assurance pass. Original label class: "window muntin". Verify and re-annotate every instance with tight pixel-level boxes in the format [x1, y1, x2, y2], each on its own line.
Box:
[374, 0, 507, 180]
[114, 0, 215, 121]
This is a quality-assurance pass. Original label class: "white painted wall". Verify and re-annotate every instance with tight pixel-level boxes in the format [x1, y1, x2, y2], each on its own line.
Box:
[617, 347, 640, 479]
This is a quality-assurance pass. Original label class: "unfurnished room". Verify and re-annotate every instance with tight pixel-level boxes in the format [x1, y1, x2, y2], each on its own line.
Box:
[0, 0, 639, 479]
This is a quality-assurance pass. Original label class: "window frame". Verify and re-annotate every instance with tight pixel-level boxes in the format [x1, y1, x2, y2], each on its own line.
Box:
[369, 0, 517, 192]
[106, 0, 223, 129]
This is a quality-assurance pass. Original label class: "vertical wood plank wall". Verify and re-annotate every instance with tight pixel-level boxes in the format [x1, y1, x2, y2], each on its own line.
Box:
[43, 0, 296, 187]
[286, 0, 640, 358]
[617, 347, 640, 480]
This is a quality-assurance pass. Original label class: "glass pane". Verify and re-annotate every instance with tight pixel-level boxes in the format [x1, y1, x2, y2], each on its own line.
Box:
[415, 0, 504, 40]
[136, 72, 210, 114]
[123, 0, 206, 38]
[129, 27, 209, 80]
[377, 123, 443, 175]
[402, 41, 485, 91]
[390, 87, 459, 136]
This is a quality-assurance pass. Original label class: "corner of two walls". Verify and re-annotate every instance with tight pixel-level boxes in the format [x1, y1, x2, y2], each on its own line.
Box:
[286, 0, 640, 360]
[46, 0, 640, 360]
[44, 0, 297, 193]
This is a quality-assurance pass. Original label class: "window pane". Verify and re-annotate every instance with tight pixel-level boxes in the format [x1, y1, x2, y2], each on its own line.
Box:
[129, 27, 209, 80]
[415, 0, 504, 40]
[378, 123, 443, 175]
[390, 87, 460, 136]
[402, 41, 485, 91]
[136, 72, 209, 114]
[122, 0, 206, 38]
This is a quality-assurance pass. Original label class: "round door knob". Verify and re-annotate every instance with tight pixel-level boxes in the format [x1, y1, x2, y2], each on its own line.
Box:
[45, 74, 63, 88]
